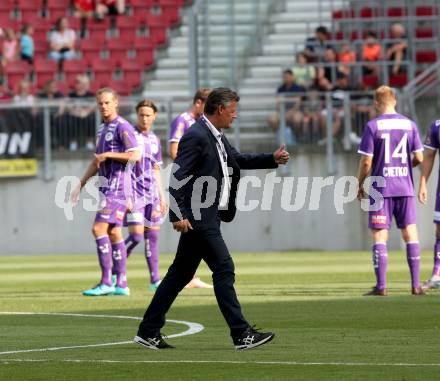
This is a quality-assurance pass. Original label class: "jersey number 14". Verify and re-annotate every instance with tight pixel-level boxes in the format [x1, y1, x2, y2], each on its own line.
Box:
[380, 133, 408, 164]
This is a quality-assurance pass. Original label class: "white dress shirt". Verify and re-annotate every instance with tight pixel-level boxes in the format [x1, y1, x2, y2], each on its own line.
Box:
[202, 115, 231, 208]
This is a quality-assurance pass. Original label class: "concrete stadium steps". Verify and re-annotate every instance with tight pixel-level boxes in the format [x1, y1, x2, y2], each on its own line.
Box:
[143, 0, 274, 96]
[236, 0, 344, 142]
[141, 0, 343, 151]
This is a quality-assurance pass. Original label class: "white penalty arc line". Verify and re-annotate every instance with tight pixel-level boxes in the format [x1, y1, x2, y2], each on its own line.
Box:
[1, 359, 440, 368]
[0, 312, 204, 356]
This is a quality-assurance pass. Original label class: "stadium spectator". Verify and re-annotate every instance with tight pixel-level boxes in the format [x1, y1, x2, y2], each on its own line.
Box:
[337, 43, 356, 76]
[291, 51, 315, 89]
[124, 100, 167, 292]
[19, 24, 34, 65]
[36, 79, 64, 149]
[362, 31, 382, 77]
[95, 0, 126, 20]
[304, 25, 332, 62]
[49, 17, 77, 63]
[316, 48, 338, 91]
[267, 69, 305, 145]
[168, 87, 213, 289]
[56, 74, 95, 151]
[319, 72, 361, 145]
[134, 87, 289, 350]
[71, 87, 141, 297]
[37, 79, 64, 99]
[11, 79, 36, 139]
[1, 28, 19, 69]
[74, 0, 94, 38]
[418, 120, 440, 289]
[357, 85, 424, 296]
[13, 79, 34, 106]
[386, 23, 407, 75]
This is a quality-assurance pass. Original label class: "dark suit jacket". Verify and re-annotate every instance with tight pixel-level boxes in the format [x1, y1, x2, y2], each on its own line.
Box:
[169, 119, 278, 228]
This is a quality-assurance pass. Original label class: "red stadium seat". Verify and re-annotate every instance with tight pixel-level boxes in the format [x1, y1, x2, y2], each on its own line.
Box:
[387, 7, 407, 17]
[134, 36, 156, 51]
[17, 0, 44, 19]
[87, 29, 107, 44]
[66, 16, 81, 30]
[34, 58, 58, 87]
[107, 80, 132, 96]
[389, 73, 408, 88]
[91, 58, 118, 84]
[107, 38, 130, 62]
[332, 10, 344, 19]
[158, 0, 185, 5]
[47, 9, 66, 21]
[416, 7, 434, 16]
[360, 7, 374, 18]
[63, 59, 89, 76]
[0, 0, 15, 15]
[4, 61, 31, 89]
[160, 5, 180, 26]
[0, 16, 19, 31]
[22, 17, 52, 31]
[362, 75, 379, 88]
[80, 39, 103, 63]
[334, 31, 344, 40]
[116, 16, 138, 39]
[46, 0, 71, 6]
[121, 59, 142, 87]
[415, 27, 434, 38]
[416, 50, 437, 63]
[130, 0, 157, 12]
[46, 0, 71, 11]
[134, 37, 155, 65]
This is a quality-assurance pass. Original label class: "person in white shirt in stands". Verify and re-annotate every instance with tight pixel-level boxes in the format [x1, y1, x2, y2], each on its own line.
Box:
[49, 17, 76, 62]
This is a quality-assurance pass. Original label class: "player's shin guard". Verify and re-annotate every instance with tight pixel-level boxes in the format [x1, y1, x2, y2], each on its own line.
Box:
[125, 233, 144, 257]
[96, 235, 113, 286]
[112, 240, 128, 288]
[406, 242, 421, 288]
[372, 243, 388, 290]
[432, 238, 440, 277]
[144, 229, 160, 284]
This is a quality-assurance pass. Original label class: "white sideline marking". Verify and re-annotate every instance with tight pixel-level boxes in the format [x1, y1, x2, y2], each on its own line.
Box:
[0, 312, 204, 356]
[0, 359, 440, 367]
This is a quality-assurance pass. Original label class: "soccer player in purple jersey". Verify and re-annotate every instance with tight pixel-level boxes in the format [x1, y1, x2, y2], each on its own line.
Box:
[357, 85, 424, 296]
[169, 88, 213, 289]
[418, 119, 440, 289]
[168, 88, 211, 160]
[124, 100, 167, 291]
[71, 88, 140, 296]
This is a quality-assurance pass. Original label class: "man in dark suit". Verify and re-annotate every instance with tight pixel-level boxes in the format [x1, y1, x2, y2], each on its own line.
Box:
[134, 88, 290, 350]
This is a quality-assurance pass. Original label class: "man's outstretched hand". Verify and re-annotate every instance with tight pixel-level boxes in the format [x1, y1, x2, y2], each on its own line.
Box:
[273, 144, 290, 165]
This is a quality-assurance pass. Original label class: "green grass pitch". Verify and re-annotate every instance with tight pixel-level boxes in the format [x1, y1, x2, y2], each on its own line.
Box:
[1, 251, 440, 380]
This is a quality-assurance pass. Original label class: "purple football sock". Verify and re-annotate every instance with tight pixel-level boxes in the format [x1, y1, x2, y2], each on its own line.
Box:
[145, 229, 160, 284]
[372, 243, 388, 290]
[432, 238, 440, 277]
[406, 242, 421, 288]
[125, 232, 144, 257]
[96, 235, 112, 286]
[112, 240, 128, 288]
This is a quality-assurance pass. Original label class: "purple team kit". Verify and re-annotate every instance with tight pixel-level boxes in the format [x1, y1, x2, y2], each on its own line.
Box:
[169, 111, 196, 143]
[94, 116, 139, 226]
[424, 119, 440, 222]
[358, 113, 423, 229]
[126, 127, 164, 227]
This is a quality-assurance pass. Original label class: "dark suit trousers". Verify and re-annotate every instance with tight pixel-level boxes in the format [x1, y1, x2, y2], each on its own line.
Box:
[138, 225, 249, 338]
